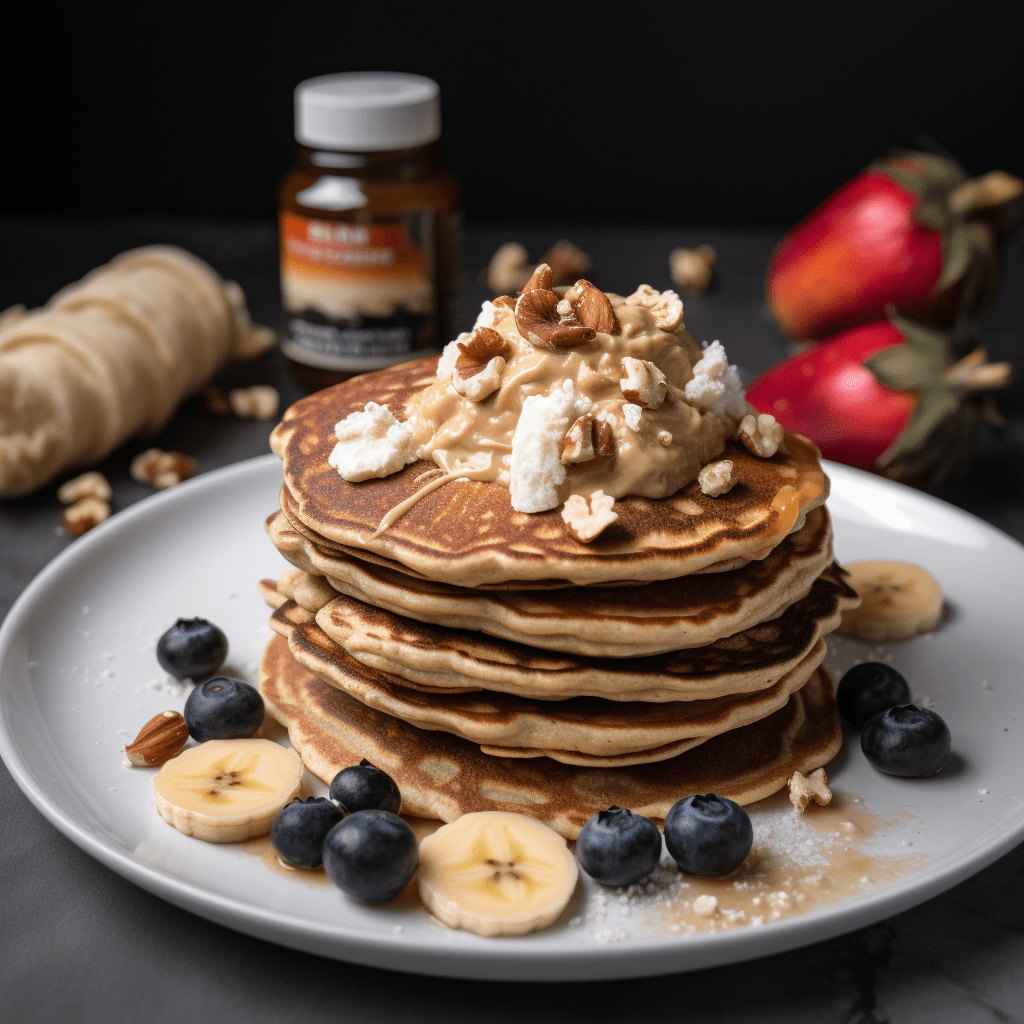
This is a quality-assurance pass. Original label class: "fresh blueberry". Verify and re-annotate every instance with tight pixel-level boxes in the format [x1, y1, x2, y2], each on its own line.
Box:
[837, 663, 912, 727]
[183, 676, 264, 742]
[321, 810, 418, 903]
[329, 759, 402, 815]
[576, 806, 662, 887]
[271, 797, 343, 868]
[157, 617, 228, 680]
[664, 793, 753, 877]
[861, 704, 951, 777]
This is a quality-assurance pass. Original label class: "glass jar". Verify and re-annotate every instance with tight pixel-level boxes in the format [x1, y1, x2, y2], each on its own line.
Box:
[279, 72, 462, 389]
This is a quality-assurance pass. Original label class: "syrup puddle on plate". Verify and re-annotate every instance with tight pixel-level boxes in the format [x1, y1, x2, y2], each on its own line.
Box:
[645, 789, 927, 936]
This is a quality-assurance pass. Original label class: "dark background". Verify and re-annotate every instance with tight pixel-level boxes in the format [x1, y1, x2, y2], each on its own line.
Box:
[4, 1, 1021, 225]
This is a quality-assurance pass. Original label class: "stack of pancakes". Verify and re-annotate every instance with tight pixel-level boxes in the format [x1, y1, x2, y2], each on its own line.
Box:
[259, 361, 858, 839]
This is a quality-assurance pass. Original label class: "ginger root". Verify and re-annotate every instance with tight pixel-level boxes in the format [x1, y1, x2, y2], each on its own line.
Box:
[0, 246, 275, 496]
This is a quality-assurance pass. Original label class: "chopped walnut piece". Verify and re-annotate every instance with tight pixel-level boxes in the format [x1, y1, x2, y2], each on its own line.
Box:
[788, 768, 832, 813]
[623, 284, 685, 332]
[698, 460, 735, 497]
[482, 241, 532, 294]
[669, 244, 717, 296]
[561, 490, 618, 543]
[57, 471, 111, 505]
[131, 449, 197, 489]
[693, 895, 718, 917]
[63, 497, 110, 536]
[619, 357, 668, 409]
[572, 280, 619, 335]
[739, 413, 786, 458]
[203, 385, 231, 416]
[515, 285, 596, 349]
[560, 414, 596, 464]
[229, 385, 280, 421]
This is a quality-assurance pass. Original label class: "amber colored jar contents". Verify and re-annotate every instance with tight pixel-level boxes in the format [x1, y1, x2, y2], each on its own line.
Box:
[279, 73, 462, 389]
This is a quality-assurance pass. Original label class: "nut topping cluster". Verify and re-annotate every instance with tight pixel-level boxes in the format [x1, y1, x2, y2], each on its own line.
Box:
[513, 265, 620, 350]
[560, 490, 618, 543]
[787, 768, 832, 813]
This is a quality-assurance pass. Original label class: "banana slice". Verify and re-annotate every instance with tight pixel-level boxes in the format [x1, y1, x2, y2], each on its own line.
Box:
[417, 811, 578, 937]
[153, 738, 302, 843]
[837, 560, 944, 642]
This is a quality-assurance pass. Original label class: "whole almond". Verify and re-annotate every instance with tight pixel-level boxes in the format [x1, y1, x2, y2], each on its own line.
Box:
[125, 710, 189, 766]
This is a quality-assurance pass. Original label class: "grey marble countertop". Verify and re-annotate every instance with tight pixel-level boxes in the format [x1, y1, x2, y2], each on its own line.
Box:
[1, 220, 1022, 1023]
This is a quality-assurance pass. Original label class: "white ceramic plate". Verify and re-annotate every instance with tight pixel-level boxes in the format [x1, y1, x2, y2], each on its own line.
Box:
[2, 455, 1023, 981]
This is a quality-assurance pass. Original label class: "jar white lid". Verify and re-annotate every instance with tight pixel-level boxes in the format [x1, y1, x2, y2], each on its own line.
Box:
[295, 72, 440, 152]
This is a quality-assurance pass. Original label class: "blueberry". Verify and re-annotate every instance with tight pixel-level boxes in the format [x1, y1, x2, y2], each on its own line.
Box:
[664, 793, 753, 877]
[329, 759, 402, 815]
[321, 810, 418, 903]
[576, 806, 662, 887]
[157, 617, 228, 680]
[837, 663, 912, 727]
[861, 704, 951, 777]
[183, 677, 264, 741]
[271, 797, 343, 868]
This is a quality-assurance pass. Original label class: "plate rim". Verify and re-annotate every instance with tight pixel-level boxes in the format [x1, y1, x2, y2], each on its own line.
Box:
[2, 454, 1023, 980]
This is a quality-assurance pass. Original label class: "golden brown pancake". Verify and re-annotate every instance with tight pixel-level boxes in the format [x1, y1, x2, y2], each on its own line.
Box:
[266, 504, 837, 658]
[270, 359, 829, 587]
[263, 591, 828, 766]
[272, 565, 856, 702]
[259, 633, 842, 839]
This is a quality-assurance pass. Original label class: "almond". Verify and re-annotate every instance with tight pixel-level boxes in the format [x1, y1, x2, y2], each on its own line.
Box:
[125, 710, 189, 766]
[572, 280, 619, 335]
[520, 262, 554, 293]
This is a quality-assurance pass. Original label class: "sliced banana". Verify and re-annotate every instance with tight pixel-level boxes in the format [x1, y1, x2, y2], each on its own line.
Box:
[837, 560, 944, 642]
[417, 811, 578, 937]
[153, 738, 302, 843]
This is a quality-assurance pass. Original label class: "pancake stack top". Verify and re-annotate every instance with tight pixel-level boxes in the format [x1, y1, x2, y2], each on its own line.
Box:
[260, 271, 858, 839]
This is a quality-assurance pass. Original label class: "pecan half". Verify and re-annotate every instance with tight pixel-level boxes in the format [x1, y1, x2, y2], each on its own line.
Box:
[571, 279, 619, 335]
[619, 357, 668, 409]
[515, 289, 597, 349]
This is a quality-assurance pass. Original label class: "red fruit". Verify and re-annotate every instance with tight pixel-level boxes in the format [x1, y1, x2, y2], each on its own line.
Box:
[746, 311, 1012, 488]
[767, 153, 1022, 340]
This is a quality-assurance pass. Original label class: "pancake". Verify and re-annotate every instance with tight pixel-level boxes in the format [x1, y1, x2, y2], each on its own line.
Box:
[270, 359, 829, 587]
[271, 565, 856, 702]
[264, 590, 829, 766]
[259, 633, 842, 839]
[266, 504, 836, 658]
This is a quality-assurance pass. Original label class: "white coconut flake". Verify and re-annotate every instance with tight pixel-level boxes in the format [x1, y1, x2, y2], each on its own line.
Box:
[328, 402, 418, 482]
[509, 380, 591, 513]
[684, 340, 746, 418]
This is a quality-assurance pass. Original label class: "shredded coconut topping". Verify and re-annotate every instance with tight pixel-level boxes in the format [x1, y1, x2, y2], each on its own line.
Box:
[509, 380, 592, 513]
[684, 340, 746, 419]
[328, 402, 418, 482]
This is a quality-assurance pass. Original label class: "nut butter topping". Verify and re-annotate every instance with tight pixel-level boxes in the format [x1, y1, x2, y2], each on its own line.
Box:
[406, 276, 745, 512]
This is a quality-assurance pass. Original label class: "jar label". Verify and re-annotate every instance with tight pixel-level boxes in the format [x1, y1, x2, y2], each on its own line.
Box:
[279, 212, 438, 369]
